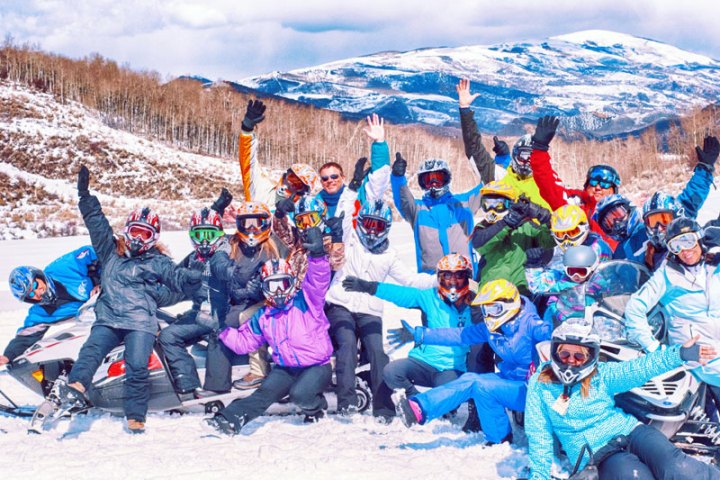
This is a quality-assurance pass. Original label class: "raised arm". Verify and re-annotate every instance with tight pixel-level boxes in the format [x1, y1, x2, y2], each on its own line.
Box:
[391, 153, 419, 223]
[77, 166, 117, 263]
[238, 100, 276, 208]
[677, 136, 718, 218]
[457, 79, 495, 184]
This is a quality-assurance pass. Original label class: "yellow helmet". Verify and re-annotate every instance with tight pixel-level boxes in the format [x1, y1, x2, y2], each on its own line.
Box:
[551, 205, 589, 251]
[436, 254, 473, 303]
[480, 181, 518, 224]
[471, 279, 521, 332]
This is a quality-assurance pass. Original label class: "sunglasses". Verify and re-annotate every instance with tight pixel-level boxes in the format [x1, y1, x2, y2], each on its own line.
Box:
[127, 224, 155, 242]
[237, 216, 270, 233]
[587, 178, 614, 189]
[600, 205, 628, 231]
[557, 350, 589, 363]
[359, 216, 388, 234]
[27, 280, 40, 298]
[320, 174, 341, 182]
[667, 232, 700, 255]
[295, 211, 323, 230]
[481, 197, 511, 213]
[644, 211, 674, 229]
[189, 228, 224, 244]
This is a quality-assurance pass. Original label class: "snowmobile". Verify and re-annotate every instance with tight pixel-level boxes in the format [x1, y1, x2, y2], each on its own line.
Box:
[537, 260, 720, 456]
[2, 299, 372, 433]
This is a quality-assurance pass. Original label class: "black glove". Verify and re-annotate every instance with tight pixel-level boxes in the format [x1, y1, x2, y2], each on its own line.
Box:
[392, 152, 407, 177]
[525, 247, 554, 268]
[348, 157, 370, 192]
[341, 276, 378, 295]
[524, 199, 552, 226]
[531, 116, 560, 151]
[503, 203, 528, 229]
[241, 99, 266, 132]
[274, 197, 295, 219]
[492, 136, 510, 156]
[77, 165, 90, 197]
[325, 212, 345, 243]
[387, 320, 421, 348]
[185, 269, 203, 285]
[302, 227, 325, 257]
[695, 135, 720, 172]
[211, 187, 233, 216]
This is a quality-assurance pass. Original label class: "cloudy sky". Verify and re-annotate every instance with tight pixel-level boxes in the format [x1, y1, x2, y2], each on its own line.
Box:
[1, 0, 718, 82]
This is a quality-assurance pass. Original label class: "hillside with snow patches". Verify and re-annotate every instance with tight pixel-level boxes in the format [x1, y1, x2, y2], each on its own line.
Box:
[238, 30, 720, 137]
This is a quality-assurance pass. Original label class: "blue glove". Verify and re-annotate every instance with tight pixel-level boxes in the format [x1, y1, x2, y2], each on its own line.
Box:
[387, 320, 424, 348]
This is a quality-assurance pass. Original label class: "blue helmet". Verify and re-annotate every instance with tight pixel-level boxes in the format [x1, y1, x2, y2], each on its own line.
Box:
[641, 192, 684, 247]
[585, 164, 620, 192]
[9, 266, 57, 305]
[356, 200, 393, 250]
[592, 193, 639, 241]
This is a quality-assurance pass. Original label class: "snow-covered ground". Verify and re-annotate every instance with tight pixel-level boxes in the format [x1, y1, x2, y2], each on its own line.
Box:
[0, 191, 718, 480]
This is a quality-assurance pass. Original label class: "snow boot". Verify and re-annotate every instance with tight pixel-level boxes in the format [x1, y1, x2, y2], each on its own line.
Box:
[127, 419, 145, 434]
[397, 397, 423, 427]
[204, 414, 243, 436]
[233, 373, 265, 390]
[462, 399, 482, 433]
[303, 410, 325, 423]
[48, 377, 88, 412]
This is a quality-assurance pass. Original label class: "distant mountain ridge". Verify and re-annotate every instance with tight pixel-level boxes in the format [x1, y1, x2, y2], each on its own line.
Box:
[234, 30, 720, 137]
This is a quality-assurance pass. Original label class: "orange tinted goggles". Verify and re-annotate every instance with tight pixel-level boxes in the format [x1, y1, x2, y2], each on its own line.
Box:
[644, 211, 674, 229]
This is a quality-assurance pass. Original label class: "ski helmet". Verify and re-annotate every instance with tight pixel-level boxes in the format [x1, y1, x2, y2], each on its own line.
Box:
[551, 205, 589, 251]
[550, 319, 601, 385]
[260, 258, 297, 308]
[294, 195, 327, 231]
[356, 199, 392, 251]
[562, 245, 599, 283]
[592, 194, 639, 241]
[642, 192, 684, 247]
[665, 217, 703, 257]
[235, 202, 272, 248]
[189, 208, 224, 258]
[479, 181, 518, 224]
[471, 279, 521, 333]
[276, 163, 320, 202]
[584, 165, 620, 192]
[436, 254, 472, 303]
[417, 158, 451, 198]
[123, 207, 160, 256]
[9, 266, 57, 305]
[510, 134, 533, 177]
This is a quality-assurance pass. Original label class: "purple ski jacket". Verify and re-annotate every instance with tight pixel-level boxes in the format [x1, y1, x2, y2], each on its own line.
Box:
[219, 256, 333, 367]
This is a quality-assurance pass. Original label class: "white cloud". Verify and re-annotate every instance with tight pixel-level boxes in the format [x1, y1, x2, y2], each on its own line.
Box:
[1, 0, 719, 80]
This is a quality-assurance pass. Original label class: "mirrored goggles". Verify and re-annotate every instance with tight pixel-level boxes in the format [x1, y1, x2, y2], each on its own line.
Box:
[564, 266, 592, 281]
[27, 280, 40, 299]
[359, 216, 388, 234]
[480, 301, 510, 318]
[481, 196, 511, 213]
[553, 226, 583, 241]
[294, 211, 323, 230]
[127, 224, 155, 242]
[667, 232, 700, 255]
[557, 349, 589, 364]
[644, 211, 674, 229]
[515, 149, 531, 162]
[237, 216, 270, 233]
[189, 227, 224, 244]
[587, 177, 614, 189]
[419, 171, 447, 188]
[600, 205, 629, 231]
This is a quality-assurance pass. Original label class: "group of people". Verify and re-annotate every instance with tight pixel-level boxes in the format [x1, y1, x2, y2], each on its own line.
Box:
[3, 79, 720, 478]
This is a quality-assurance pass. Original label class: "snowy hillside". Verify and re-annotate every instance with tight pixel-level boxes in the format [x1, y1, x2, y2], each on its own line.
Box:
[239, 30, 720, 136]
[0, 81, 239, 240]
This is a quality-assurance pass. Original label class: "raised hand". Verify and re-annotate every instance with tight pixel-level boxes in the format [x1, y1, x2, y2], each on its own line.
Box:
[363, 113, 385, 142]
[77, 165, 90, 197]
[531, 116, 560, 151]
[242, 99, 267, 132]
[348, 157, 369, 192]
[211, 187, 233, 215]
[325, 211, 345, 243]
[456, 79, 480, 109]
[695, 135, 720, 172]
[392, 152, 407, 177]
[492, 136, 510, 156]
[301, 226, 325, 257]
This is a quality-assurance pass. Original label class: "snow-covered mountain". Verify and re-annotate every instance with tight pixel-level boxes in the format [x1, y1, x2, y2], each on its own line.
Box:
[238, 30, 720, 137]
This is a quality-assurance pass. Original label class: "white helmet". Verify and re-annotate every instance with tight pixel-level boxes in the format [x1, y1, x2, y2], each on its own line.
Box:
[550, 319, 600, 385]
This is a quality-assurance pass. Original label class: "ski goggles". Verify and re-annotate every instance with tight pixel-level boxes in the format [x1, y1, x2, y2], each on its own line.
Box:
[564, 266, 592, 281]
[127, 224, 156, 242]
[263, 276, 294, 294]
[667, 232, 700, 255]
[189, 227, 224, 244]
[556, 349, 589, 364]
[236, 216, 270, 233]
[480, 301, 511, 318]
[600, 205, 629, 232]
[320, 173, 341, 182]
[294, 211, 323, 230]
[438, 270, 469, 285]
[515, 149, 532, 162]
[644, 211, 674, 229]
[481, 196, 511, 213]
[419, 171, 448, 188]
[359, 216, 388, 234]
[587, 177, 615, 189]
[552, 226, 584, 241]
[26, 280, 40, 299]
[586, 166, 619, 188]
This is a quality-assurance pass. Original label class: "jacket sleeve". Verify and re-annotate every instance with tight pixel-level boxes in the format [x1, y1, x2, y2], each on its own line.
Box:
[78, 194, 117, 264]
[525, 266, 570, 295]
[623, 267, 667, 352]
[272, 215, 295, 249]
[219, 309, 266, 355]
[387, 255, 437, 289]
[471, 221, 509, 249]
[460, 108, 495, 184]
[301, 255, 332, 320]
[209, 250, 234, 284]
[529, 149, 571, 210]
[677, 166, 713, 219]
[375, 282, 429, 310]
[361, 142, 392, 204]
[422, 323, 489, 346]
[525, 373, 555, 480]
[602, 344, 684, 395]
[391, 174, 418, 224]
[153, 256, 201, 295]
[238, 131, 277, 208]
[335, 188, 359, 244]
[529, 312, 553, 343]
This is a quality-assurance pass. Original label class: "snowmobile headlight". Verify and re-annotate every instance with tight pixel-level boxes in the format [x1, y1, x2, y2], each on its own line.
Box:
[594, 315, 626, 343]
